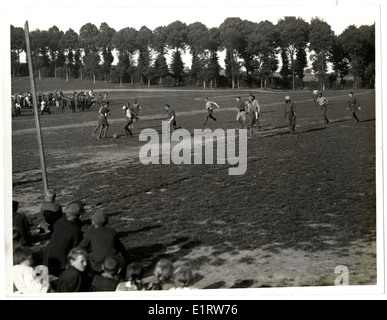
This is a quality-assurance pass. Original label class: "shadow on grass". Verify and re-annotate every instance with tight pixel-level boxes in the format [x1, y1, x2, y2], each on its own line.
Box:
[202, 281, 226, 289]
[128, 238, 203, 276]
[261, 126, 326, 138]
[13, 178, 42, 186]
[192, 273, 204, 285]
[117, 224, 163, 238]
[230, 279, 255, 288]
[358, 118, 375, 123]
[301, 127, 328, 134]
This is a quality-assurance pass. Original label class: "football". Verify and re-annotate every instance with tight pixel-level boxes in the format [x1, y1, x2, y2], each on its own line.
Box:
[113, 133, 118, 138]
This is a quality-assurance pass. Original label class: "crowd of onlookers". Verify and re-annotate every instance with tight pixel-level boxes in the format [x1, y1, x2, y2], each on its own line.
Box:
[12, 192, 195, 294]
[11, 90, 110, 117]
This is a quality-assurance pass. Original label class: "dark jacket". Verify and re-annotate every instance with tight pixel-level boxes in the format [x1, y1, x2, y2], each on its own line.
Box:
[89, 275, 119, 292]
[43, 217, 83, 277]
[57, 265, 89, 292]
[40, 201, 63, 231]
[78, 225, 129, 273]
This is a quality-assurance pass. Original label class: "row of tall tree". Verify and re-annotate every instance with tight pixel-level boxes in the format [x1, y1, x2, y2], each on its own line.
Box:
[10, 17, 375, 89]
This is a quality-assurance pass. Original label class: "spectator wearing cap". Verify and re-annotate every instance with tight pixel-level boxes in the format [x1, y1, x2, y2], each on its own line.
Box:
[77, 212, 129, 278]
[43, 201, 85, 277]
[40, 190, 63, 233]
[284, 96, 296, 134]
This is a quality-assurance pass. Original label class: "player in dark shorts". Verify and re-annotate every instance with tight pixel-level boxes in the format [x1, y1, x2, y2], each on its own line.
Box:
[165, 104, 178, 131]
[92, 102, 110, 139]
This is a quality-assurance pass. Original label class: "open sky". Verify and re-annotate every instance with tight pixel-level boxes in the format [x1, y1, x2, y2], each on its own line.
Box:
[1, 0, 379, 69]
[4, 0, 378, 36]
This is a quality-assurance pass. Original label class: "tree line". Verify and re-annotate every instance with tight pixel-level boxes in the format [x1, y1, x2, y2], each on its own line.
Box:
[10, 17, 375, 90]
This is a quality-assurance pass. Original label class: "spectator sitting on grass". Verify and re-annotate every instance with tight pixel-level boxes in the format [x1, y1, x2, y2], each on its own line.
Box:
[116, 262, 145, 291]
[13, 246, 49, 294]
[90, 256, 121, 292]
[40, 190, 63, 233]
[147, 258, 174, 290]
[170, 265, 195, 290]
[12, 200, 33, 247]
[56, 248, 90, 293]
[43, 201, 84, 277]
[77, 212, 129, 278]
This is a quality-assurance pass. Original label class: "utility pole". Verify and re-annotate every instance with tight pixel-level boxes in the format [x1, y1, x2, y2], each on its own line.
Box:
[24, 21, 49, 195]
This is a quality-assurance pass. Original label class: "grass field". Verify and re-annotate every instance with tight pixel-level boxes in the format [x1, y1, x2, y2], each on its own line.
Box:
[9, 78, 378, 292]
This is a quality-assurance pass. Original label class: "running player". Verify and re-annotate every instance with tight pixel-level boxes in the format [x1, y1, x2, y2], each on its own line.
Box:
[203, 98, 220, 125]
[92, 102, 110, 139]
[123, 104, 134, 137]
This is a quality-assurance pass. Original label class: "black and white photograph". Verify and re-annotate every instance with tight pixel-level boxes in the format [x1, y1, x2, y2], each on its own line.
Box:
[1, 0, 385, 302]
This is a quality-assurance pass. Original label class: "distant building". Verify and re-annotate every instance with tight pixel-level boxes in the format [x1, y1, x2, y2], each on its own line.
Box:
[183, 67, 190, 74]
